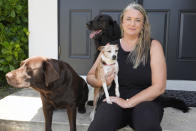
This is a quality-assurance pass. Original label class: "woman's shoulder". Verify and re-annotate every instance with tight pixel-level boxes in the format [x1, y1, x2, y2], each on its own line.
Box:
[151, 39, 163, 51]
[150, 39, 164, 56]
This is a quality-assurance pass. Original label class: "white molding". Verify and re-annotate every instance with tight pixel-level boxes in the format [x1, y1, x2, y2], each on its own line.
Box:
[166, 80, 196, 91]
[28, 0, 58, 59]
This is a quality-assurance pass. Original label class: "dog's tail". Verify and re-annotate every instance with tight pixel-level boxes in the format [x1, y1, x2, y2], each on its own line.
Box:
[156, 96, 190, 113]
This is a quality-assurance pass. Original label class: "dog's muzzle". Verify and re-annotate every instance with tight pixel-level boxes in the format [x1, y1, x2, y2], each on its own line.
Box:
[112, 55, 117, 60]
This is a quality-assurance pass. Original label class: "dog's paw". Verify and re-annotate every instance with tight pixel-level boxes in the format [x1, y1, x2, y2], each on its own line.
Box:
[115, 91, 120, 97]
[106, 99, 112, 104]
[78, 106, 86, 114]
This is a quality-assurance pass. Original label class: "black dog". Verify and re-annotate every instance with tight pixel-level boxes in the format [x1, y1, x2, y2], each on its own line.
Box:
[86, 14, 121, 58]
[6, 56, 89, 131]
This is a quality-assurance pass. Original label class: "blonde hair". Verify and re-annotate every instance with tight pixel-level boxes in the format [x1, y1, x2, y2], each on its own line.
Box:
[120, 2, 151, 68]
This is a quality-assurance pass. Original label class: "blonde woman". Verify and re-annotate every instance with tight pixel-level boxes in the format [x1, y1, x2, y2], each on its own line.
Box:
[87, 2, 166, 131]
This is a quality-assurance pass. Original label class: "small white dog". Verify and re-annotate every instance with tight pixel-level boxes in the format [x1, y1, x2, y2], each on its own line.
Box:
[91, 44, 120, 120]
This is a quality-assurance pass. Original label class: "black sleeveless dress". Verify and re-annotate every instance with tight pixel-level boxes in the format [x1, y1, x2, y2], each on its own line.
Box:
[108, 39, 152, 100]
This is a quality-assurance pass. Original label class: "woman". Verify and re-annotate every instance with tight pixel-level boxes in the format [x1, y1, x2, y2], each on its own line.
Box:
[87, 2, 166, 131]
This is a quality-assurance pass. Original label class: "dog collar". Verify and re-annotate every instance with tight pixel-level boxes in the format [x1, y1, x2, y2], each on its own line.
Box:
[102, 61, 115, 66]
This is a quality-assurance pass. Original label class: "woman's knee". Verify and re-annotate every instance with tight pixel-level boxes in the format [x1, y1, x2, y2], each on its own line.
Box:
[133, 101, 163, 120]
[136, 121, 162, 131]
[130, 101, 163, 131]
[88, 102, 123, 131]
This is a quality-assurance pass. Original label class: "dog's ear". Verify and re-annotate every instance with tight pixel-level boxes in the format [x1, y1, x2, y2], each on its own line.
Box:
[112, 21, 121, 38]
[109, 20, 114, 25]
[115, 44, 119, 50]
[43, 60, 59, 86]
[20, 60, 25, 66]
[98, 46, 104, 51]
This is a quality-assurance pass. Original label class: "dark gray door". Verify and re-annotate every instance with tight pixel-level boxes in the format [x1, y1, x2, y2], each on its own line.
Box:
[59, 0, 196, 80]
[58, 0, 134, 75]
[141, 0, 196, 80]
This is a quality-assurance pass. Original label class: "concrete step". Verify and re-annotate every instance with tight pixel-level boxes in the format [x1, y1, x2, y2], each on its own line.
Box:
[0, 88, 196, 131]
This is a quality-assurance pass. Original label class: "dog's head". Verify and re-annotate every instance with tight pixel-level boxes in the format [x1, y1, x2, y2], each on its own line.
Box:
[98, 44, 119, 63]
[6, 56, 59, 88]
[86, 14, 117, 39]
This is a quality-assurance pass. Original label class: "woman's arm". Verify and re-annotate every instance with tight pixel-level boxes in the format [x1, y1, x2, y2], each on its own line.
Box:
[126, 40, 167, 107]
[86, 53, 102, 88]
[109, 40, 167, 108]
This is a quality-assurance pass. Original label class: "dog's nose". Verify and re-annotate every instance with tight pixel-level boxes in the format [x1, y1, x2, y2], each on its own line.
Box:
[112, 55, 117, 60]
[6, 72, 13, 80]
[86, 21, 92, 26]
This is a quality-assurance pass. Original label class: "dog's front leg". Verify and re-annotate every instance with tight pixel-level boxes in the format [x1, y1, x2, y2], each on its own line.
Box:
[66, 104, 77, 131]
[102, 82, 112, 104]
[41, 95, 54, 131]
[114, 74, 120, 97]
[42, 104, 54, 131]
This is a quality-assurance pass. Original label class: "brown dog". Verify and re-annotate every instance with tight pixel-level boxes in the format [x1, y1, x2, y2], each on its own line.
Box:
[6, 56, 89, 131]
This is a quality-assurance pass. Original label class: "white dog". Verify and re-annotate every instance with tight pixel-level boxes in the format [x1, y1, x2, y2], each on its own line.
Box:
[90, 44, 120, 120]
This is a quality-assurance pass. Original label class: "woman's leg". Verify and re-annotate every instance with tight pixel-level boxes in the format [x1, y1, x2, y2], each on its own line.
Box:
[88, 102, 124, 131]
[128, 101, 164, 131]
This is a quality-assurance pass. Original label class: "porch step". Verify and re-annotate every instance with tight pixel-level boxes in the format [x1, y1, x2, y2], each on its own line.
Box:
[0, 88, 196, 131]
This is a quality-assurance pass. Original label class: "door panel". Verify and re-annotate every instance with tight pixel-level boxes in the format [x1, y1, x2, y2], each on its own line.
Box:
[143, 0, 196, 80]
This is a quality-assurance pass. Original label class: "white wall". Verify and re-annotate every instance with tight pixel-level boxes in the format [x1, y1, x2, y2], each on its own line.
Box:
[28, 0, 58, 59]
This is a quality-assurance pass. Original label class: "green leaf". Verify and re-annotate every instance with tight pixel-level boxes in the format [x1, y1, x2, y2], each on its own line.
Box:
[0, 67, 4, 71]
[1, 48, 10, 55]
[5, 55, 13, 62]
[0, 1, 3, 6]
[10, 10, 15, 17]
[0, 59, 6, 64]
[9, 64, 15, 71]
[0, 23, 4, 29]
[0, 41, 9, 48]
[14, 51, 18, 60]
[16, 5, 22, 11]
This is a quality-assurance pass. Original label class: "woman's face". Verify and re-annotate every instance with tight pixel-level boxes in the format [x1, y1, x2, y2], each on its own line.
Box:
[122, 8, 144, 37]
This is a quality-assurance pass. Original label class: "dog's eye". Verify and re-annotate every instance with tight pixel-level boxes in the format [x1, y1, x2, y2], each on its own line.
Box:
[26, 67, 33, 75]
[115, 50, 118, 52]
[107, 51, 111, 53]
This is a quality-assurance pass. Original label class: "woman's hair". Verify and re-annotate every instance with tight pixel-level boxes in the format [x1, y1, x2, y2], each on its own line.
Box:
[120, 2, 151, 68]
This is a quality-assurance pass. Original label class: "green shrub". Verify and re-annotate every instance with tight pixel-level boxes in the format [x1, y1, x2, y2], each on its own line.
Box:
[0, 0, 28, 86]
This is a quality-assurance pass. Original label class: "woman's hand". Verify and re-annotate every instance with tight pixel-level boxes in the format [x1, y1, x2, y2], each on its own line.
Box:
[103, 96, 133, 109]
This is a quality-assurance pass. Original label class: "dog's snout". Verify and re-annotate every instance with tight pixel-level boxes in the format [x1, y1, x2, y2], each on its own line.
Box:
[6, 72, 14, 82]
[6, 72, 13, 79]
[86, 21, 92, 26]
[112, 55, 117, 60]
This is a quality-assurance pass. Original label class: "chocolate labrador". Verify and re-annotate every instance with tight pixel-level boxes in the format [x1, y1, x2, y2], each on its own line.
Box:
[6, 56, 89, 131]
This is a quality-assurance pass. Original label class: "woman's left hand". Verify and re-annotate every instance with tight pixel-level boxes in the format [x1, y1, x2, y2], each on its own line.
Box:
[103, 96, 132, 109]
